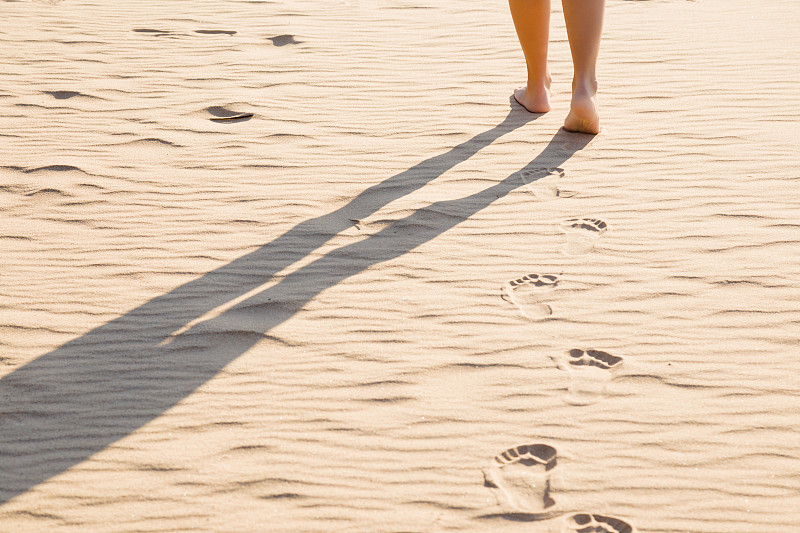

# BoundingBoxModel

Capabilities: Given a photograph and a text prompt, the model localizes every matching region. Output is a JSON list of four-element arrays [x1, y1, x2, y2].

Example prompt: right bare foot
[[513, 83, 552, 114], [564, 81, 600, 134]]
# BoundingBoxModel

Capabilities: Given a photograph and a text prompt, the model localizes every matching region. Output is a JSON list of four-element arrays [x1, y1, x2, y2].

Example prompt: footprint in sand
[[483, 444, 558, 516], [43, 90, 88, 100], [268, 34, 299, 46], [560, 217, 607, 255], [519, 167, 576, 201], [563, 513, 634, 533], [195, 29, 237, 35], [206, 106, 254, 123], [551, 349, 624, 405], [132, 28, 173, 37], [501, 274, 558, 320]]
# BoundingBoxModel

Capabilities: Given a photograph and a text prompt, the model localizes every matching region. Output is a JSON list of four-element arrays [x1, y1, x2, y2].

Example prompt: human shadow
[[0, 105, 591, 505]]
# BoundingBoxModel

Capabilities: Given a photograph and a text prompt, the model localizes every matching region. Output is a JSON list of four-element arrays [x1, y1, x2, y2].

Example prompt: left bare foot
[[513, 80, 552, 114]]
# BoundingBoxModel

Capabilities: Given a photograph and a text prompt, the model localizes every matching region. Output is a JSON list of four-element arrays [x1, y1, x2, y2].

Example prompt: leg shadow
[[0, 123, 590, 505]]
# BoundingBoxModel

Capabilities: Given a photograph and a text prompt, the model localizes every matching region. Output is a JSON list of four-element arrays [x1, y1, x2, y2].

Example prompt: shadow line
[[0, 103, 591, 505]]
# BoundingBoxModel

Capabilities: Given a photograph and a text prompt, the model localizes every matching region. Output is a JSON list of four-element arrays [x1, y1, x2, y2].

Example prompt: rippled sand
[[2, 0, 799, 531]]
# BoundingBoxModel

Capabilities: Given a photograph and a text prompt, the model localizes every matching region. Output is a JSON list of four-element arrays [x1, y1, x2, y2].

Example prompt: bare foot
[[563, 83, 600, 134], [513, 83, 551, 114]]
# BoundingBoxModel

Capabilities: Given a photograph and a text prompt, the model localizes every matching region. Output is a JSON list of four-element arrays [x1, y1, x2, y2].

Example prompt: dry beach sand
[[2, 0, 800, 531]]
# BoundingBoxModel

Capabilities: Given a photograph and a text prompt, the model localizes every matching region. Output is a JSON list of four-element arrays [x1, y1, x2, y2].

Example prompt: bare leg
[[562, 0, 604, 134], [509, 0, 552, 113]]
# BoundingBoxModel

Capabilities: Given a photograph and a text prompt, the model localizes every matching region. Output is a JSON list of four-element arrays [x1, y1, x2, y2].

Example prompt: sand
[[1, 0, 799, 531]]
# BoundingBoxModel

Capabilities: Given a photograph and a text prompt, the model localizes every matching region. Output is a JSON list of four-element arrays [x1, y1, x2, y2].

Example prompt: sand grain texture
[[1, 0, 799, 531]]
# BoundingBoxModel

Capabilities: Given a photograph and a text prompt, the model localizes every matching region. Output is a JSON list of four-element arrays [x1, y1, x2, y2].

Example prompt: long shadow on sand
[[0, 104, 591, 505]]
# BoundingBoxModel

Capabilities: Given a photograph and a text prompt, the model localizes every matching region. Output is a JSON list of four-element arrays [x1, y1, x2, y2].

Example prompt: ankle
[[572, 76, 598, 96], [527, 81, 552, 97], [527, 67, 552, 87]]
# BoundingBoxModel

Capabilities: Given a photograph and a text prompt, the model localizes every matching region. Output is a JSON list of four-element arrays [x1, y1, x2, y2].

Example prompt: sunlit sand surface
[[2, 0, 800, 531]]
